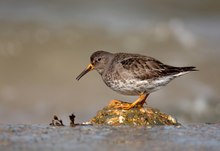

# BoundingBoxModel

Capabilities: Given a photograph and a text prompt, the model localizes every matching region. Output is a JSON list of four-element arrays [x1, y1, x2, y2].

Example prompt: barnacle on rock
[[89, 101, 180, 126]]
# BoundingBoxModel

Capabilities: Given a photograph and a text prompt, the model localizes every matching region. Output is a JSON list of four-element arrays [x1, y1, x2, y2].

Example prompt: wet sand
[[0, 123, 220, 151]]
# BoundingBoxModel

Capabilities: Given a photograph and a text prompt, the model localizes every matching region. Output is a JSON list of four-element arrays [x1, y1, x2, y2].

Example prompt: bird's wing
[[118, 56, 178, 80]]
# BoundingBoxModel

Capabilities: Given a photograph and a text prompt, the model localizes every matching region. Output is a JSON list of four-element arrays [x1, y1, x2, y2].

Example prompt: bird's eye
[[97, 58, 101, 61]]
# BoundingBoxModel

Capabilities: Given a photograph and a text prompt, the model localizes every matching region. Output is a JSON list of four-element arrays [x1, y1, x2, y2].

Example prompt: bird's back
[[102, 52, 196, 95]]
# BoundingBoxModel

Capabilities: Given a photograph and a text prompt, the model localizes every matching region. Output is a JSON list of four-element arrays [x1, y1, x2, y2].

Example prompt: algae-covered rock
[[89, 100, 180, 126]]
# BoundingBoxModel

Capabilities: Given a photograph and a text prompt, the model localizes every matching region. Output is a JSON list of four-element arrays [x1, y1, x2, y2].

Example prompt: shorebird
[[76, 51, 197, 110]]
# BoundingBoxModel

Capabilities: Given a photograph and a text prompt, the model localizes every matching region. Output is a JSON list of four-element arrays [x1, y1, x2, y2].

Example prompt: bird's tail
[[172, 66, 198, 77], [178, 66, 198, 72]]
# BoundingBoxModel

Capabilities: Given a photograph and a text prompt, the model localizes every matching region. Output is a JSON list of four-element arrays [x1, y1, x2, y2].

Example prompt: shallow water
[[0, 123, 220, 151], [0, 0, 220, 124]]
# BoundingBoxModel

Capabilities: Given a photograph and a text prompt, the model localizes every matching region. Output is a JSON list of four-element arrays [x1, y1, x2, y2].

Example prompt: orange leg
[[109, 94, 149, 110], [124, 93, 149, 109]]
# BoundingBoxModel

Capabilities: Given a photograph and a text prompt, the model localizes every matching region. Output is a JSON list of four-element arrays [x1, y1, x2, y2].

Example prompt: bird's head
[[76, 51, 113, 80]]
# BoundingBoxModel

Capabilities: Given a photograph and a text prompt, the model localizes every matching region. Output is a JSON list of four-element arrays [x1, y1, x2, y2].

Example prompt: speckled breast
[[102, 76, 156, 96]]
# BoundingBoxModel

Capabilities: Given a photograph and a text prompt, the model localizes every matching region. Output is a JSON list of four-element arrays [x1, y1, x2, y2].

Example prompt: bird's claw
[[108, 100, 138, 110]]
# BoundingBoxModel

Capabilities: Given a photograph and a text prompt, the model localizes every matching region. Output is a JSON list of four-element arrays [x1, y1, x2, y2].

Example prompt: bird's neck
[[98, 55, 114, 76]]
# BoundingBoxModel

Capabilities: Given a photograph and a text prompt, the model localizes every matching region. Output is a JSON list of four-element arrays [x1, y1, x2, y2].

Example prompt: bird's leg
[[121, 93, 149, 110], [108, 94, 149, 110], [139, 94, 149, 106], [108, 99, 132, 109], [109, 99, 122, 105]]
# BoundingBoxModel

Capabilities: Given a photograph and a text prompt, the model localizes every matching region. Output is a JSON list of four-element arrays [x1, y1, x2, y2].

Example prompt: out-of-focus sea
[[0, 0, 220, 124]]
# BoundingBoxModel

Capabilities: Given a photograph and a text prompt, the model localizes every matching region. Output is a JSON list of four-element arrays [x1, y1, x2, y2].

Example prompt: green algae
[[89, 101, 180, 126]]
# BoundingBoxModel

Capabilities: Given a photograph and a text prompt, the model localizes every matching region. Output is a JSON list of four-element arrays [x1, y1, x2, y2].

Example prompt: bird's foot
[[108, 100, 143, 110]]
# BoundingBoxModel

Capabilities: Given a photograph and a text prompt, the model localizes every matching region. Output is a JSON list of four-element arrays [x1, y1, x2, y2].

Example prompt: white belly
[[105, 76, 174, 96]]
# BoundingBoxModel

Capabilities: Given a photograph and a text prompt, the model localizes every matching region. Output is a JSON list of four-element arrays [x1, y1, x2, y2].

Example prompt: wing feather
[[118, 56, 193, 80]]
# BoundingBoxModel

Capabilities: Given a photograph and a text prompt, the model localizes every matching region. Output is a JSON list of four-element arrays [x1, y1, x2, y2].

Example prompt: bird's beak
[[76, 64, 94, 80]]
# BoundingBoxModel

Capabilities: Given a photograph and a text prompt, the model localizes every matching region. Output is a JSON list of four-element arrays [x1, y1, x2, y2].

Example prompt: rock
[[89, 100, 180, 126], [49, 115, 65, 126]]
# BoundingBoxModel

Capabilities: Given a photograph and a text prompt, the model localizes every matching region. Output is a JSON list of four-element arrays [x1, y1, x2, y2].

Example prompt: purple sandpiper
[[76, 51, 197, 110]]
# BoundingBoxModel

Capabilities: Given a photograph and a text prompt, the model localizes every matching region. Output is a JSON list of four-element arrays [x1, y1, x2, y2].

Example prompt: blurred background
[[0, 0, 219, 124]]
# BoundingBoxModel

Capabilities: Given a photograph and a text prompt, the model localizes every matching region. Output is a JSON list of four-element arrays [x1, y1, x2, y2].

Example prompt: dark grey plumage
[[76, 50, 197, 109]]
